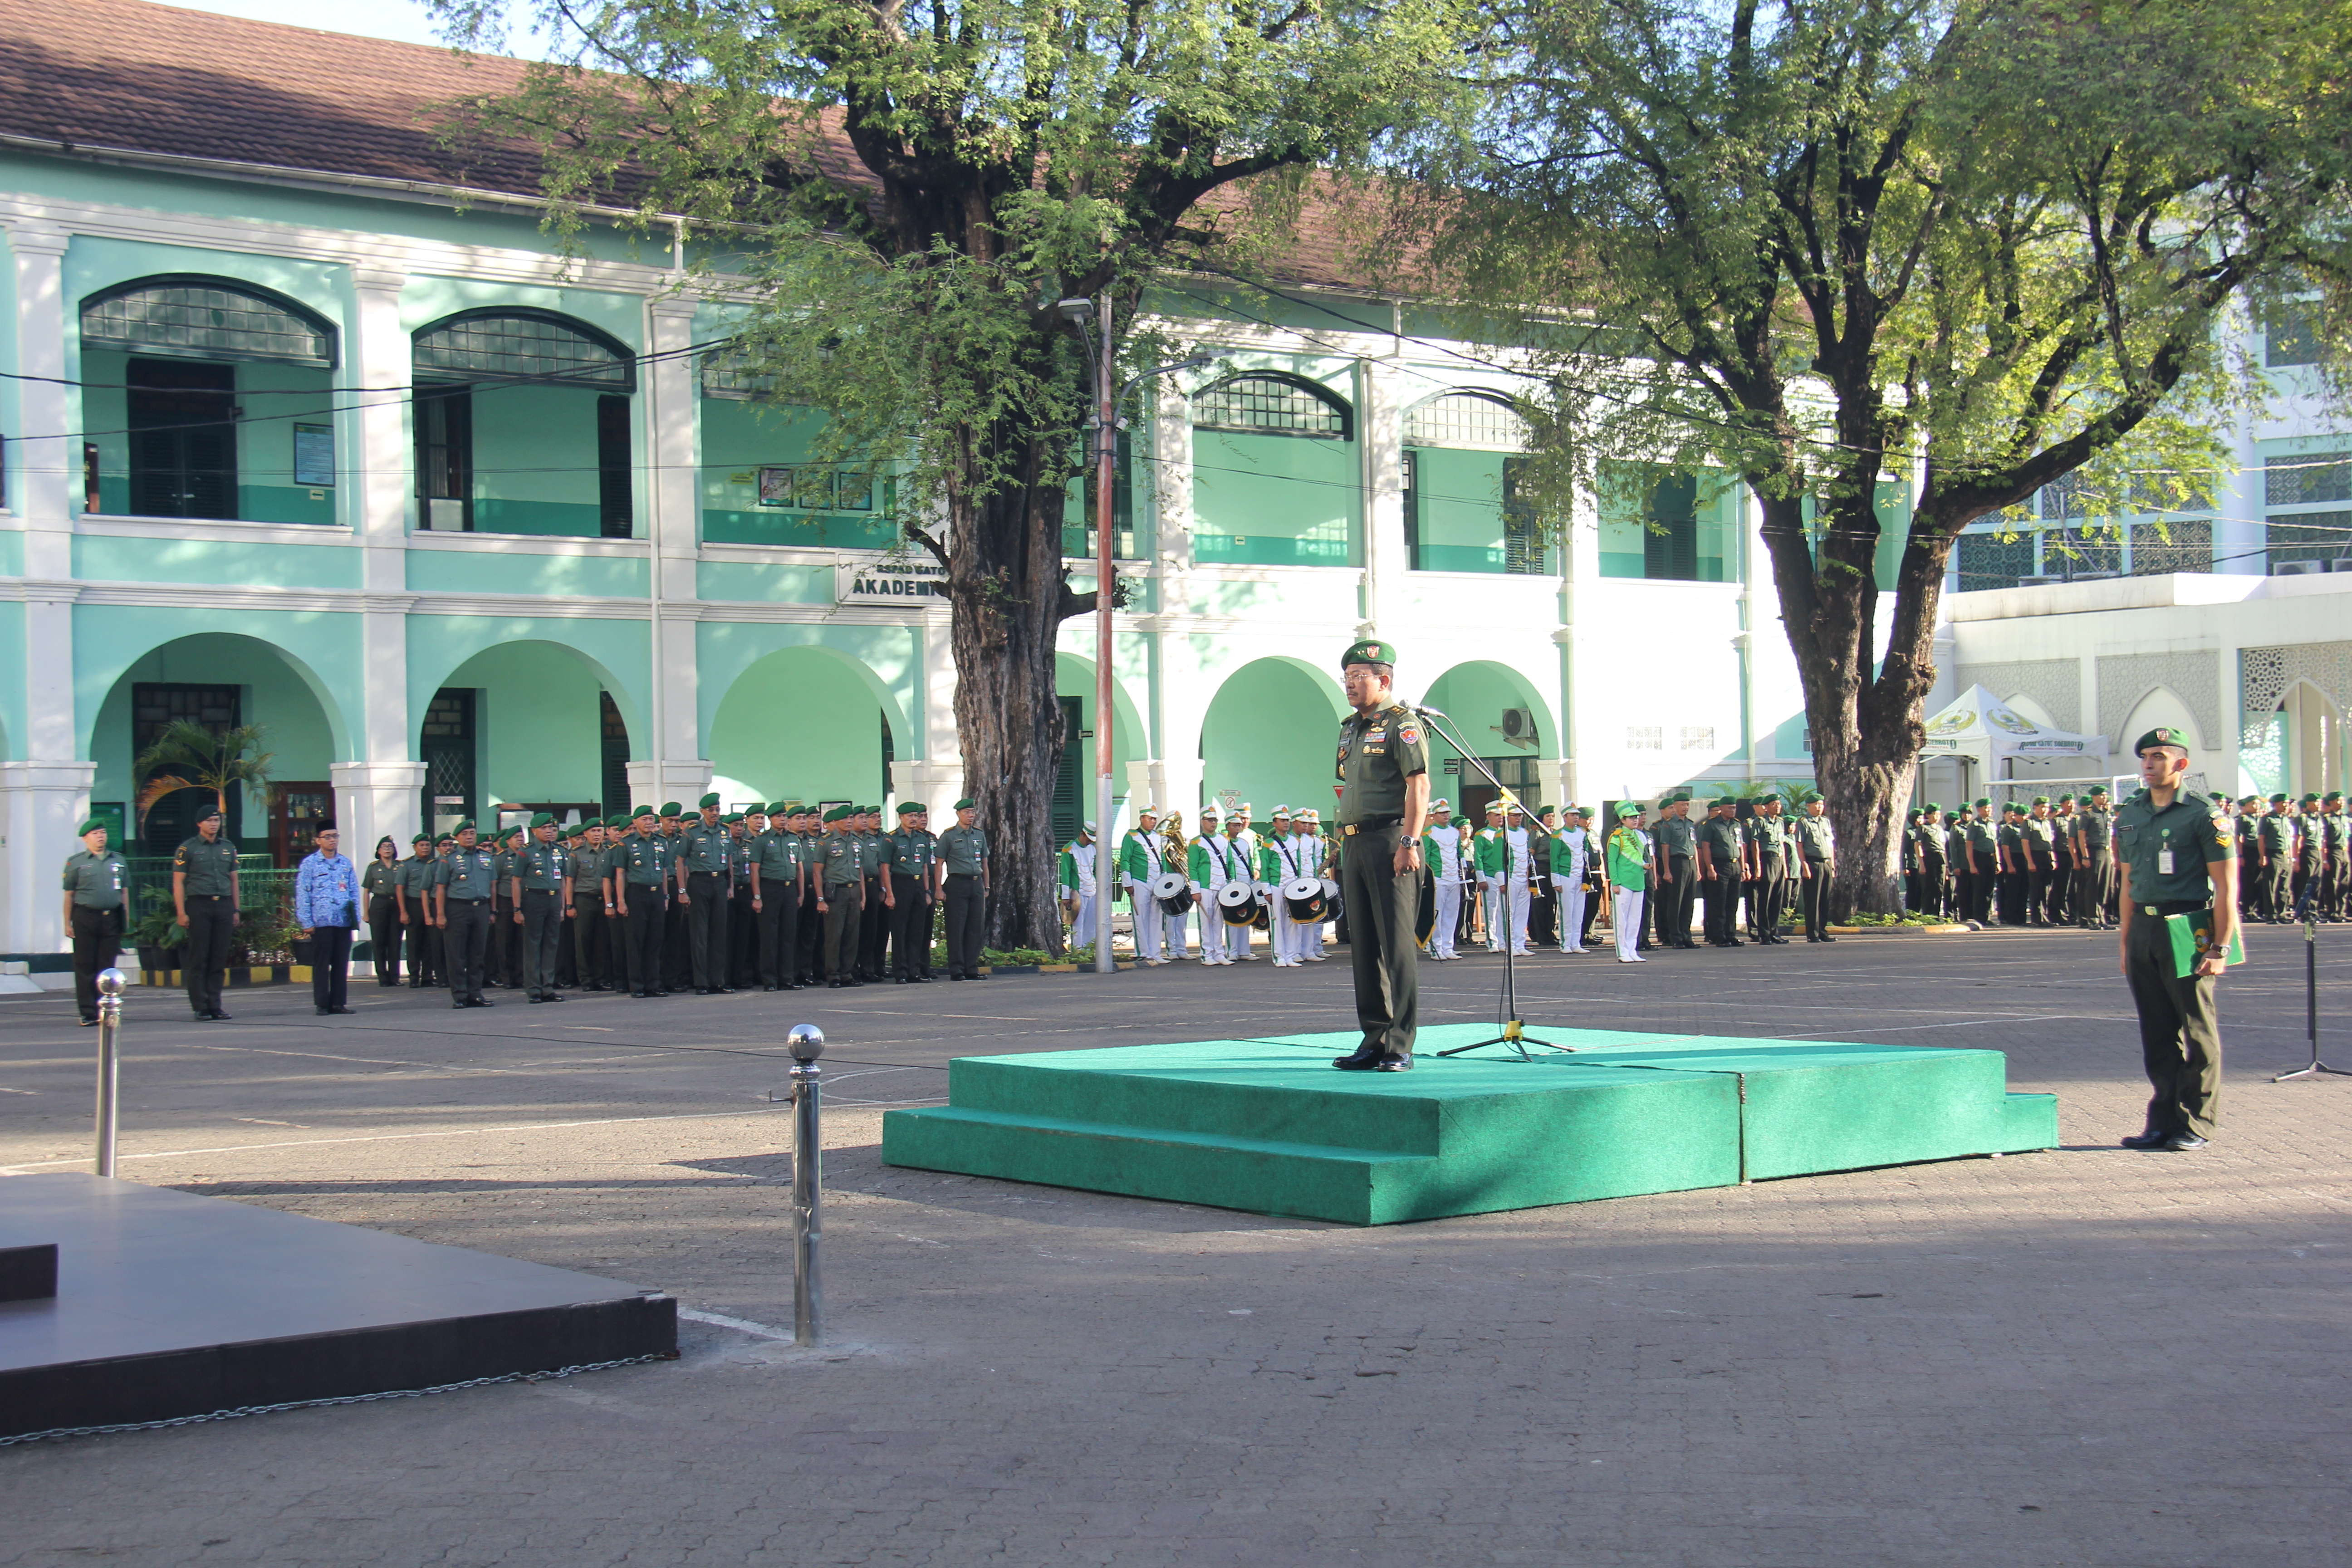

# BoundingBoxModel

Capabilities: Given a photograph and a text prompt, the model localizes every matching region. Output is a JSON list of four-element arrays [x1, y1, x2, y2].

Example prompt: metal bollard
[[785, 1023, 825, 1347], [94, 968, 125, 1177]]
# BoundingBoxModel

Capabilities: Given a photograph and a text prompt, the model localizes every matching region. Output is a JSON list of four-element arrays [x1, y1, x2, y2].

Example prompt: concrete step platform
[[882, 1025, 2058, 1225]]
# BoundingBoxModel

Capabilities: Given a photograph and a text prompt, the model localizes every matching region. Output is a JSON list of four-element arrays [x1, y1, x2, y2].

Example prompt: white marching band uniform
[[1268, 814, 1305, 966], [1122, 818, 1166, 963], [1426, 811, 1465, 959], [1059, 836, 1098, 947], [1297, 819, 1328, 960], [1189, 816, 1235, 965], [1552, 820, 1592, 954], [1481, 820, 1534, 956]]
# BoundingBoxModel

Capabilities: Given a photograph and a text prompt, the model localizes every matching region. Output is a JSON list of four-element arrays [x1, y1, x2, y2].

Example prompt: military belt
[[2140, 899, 2211, 917], [1342, 816, 1400, 836]]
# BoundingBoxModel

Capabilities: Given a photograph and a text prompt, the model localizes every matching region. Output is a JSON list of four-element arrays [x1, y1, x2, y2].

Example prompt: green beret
[[2302, 793, 2320, 806], [1615, 801, 1642, 819], [1921, 803, 1939, 814], [1759, 792, 1780, 805], [1973, 798, 1990, 808], [2328, 792, 2344, 804], [436, 834, 454, 845], [2241, 794, 2263, 806], [453, 818, 475, 833], [633, 805, 657, 820], [530, 812, 555, 828], [194, 803, 222, 821], [76, 816, 107, 836], [699, 792, 721, 808], [954, 797, 976, 810], [2134, 726, 2190, 755], [659, 802, 682, 817], [1339, 637, 1396, 669], [2031, 796, 2048, 807], [2271, 793, 2289, 804], [413, 833, 433, 843], [2087, 785, 2108, 797], [898, 801, 925, 814], [765, 801, 789, 816], [2056, 794, 2073, 804]]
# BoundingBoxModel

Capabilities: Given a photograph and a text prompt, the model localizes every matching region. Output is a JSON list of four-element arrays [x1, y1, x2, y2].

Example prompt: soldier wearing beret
[[2049, 795, 2078, 925], [434, 819, 501, 1008], [62, 816, 127, 1026], [2114, 727, 2237, 1152], [172, 802, 241, 1021], [675, 793, 735, 994], [1330, 638, 1429, 1071], [2072, 786, 2116, 930], [567, 819, 612, 990], [1793, 791, 1837, 942], [1652, 792, 1700, 950], [513, 812, 570, 1003], [2323, 791, 2348, 922], [604, 807, 674, 998], [2022, 797, 2058, 926], [939, 799, 990, 980], [888, 802, 941, 980], [397, 833, 443, 988], [2256, 793, 2294, 921]]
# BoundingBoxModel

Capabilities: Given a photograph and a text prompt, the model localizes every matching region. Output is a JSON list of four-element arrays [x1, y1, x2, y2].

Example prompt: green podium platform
[[880, 1025, 2058, 1226]]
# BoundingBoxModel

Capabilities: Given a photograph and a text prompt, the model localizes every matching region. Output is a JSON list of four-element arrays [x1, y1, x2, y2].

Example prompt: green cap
[[453, 818, 476, 833], [898, 801, 925, 815], [2272, 793, 2289, 804], [659, 802, 682, 818], [1973, 798, 1991, 808], [1615, 801, 1642, 819], [413, 833, 433, 843], [2134, 726, 2190, 755], [2327, 791, 2344, 804], [954, 797, 976, 810], [1759, 792, 1781, 805], [77, 817, 108, 836], [822, 805, 850, 823], [2057, 794, 2074, 804], [530, 812, 555, 828], [1921, 803, 1939, 814], [2302, 793, 2320, 806], [699, 792, 721, 808], [1339, 637, 1396, 669], [633, 805, 657, 820], [2241, 794, 2263, 807], [2087, 785, 2108, 797], [764, 801, 789, 816], [2031, 796, 2048, 807]]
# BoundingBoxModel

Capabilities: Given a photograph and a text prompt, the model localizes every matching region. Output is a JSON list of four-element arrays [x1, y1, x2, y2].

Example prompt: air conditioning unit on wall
[[1495, 707, 1539, 750]]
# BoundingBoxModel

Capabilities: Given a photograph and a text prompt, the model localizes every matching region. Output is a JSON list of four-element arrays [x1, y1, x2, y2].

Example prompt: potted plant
[[129, 892, 184, 974]]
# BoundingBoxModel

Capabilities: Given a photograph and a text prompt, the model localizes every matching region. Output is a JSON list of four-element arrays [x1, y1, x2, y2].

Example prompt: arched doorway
[[1053, 653, 1147, 844], [707, 646, 906, 810], [422, 641, 636, 836], [1198, 657, 1352, 818], [1417, 661, 1556, 819]]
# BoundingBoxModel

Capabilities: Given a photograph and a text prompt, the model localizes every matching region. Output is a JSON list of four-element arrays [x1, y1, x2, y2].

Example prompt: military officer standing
[[888, 802, 940, 980], [1750, 794, 1790, 944], [514, 813, 570, 1003], [1916, 804, 1948, 919], [172, 803, 241, 1022], [397, 833, 441, 987], [1330, 638, 1429, 1072], [435, 820, 500, 1008], [2323, 791, 2348, 921], [939, 799, 990, 980], [813, 807, 867, 987], [62, 817, 127, 1026], [1793, 791, 1838, 942], [2049, 796, 2077, 924], [2256, 794, 2293, 921], [1652, 792, 1699, 949], [750, 801, 804, 991], [2114, 727, 2237, 1152], [2073, 786, 2115, 929], [604, 807, 674, 998], [675, 794, 734, 994], [568, 820, 611, 990]]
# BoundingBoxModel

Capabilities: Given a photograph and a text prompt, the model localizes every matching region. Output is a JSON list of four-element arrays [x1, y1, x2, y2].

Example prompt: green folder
[[2166, 908, 2245, 978]]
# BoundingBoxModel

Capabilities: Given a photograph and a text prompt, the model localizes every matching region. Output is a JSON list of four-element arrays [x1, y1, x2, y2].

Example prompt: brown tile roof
[[0, 0, 1376, 289]]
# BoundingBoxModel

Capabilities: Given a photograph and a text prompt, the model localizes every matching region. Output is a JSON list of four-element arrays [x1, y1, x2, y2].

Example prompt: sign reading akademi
[[837, 552, 949, 604]]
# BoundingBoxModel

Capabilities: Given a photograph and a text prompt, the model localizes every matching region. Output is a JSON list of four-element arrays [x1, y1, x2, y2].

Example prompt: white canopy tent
[[1920, 684, 2110, 781]]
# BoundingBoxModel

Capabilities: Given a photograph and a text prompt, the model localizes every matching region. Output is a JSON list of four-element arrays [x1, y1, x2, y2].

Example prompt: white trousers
[[1270, 901, 1298, 962], [1126, 879, 1163, 960], [1189, 884, 1220, 960], [1224, 913, 1253, 960], [1166, 904, 1191, 957], [1613, 887, 1645, 960], [1485, 878, 1531, 951], [1066, 892, 1097, 948], [1556, 874, 1588, 951], [1431, 879, 1462, 956]]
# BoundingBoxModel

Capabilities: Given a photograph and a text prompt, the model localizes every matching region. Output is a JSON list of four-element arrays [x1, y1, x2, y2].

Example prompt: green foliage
[[131, 720, 274, 830]]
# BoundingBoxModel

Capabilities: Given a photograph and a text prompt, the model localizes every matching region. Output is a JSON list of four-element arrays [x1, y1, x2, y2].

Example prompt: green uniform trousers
[[2124, 910, 2224, 1139], [823, 880, 864, 979], [1340, 821, 1418, 1058]]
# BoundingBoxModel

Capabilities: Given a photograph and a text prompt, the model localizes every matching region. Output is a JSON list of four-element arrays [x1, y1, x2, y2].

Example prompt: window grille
[[1404, 392, 1526, 451], [2129, 518, 2213, 574], [2265, 451, 2351, 508], [1680, 726, 1715, 751], [701, 349, 777, 400], [2267, 511, 2352, 570], [1192, 374, 1350, 439], [1626, 726, 1663, 751], [1956, 530, 2035, 591], [82, 279, 335, 367], [413, 312, 633, 390], [2265, 307, 2320, 368]]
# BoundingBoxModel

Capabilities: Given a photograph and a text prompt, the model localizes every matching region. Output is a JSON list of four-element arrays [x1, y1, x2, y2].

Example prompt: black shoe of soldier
[[1373, 1053, 1414, 1071], [2120, 1129, 2170, 1150], [2162, 1132, 2210, 1152], [1333, 1049, 1382, 1071]]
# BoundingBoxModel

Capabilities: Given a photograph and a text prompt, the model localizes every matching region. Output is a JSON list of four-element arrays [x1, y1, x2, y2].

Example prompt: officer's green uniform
[[605, 818, 674, 996], [174, 821, 241, 1019], [1333, 639, 1428, 1067], [1793, 804, 1836, 941], [856, 814, 892, 977], [397, 841, 442, 986], [567, 835, 612, 989], [679, 797, 735, 992], [887, 806, 940, 980], [518, 820, 570, 1001], [2258, 800, 2294, 921], [2115, 728, 2236, 1144], [818, 809, 868, 985], [62, 824, 127, 1023], [751, 804, 807, 990], [1698, 804, 1744, 946], [939, 811, 990, 979], [488, 833, 525, 988], [2073, 793, 2115, 929], [435, 831, 501, 1004]]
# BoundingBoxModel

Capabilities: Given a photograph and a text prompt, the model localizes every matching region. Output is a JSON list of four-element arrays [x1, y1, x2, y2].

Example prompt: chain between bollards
[[784, 1023, 825, 1347], [94, 967, 125, 1177]]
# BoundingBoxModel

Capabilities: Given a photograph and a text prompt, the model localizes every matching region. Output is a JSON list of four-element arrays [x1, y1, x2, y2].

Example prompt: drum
[[1320, 876, 1340, 902], [1216, 880, 1259, 927], [1282, 876, 1328, 923], [1150, 871, 1192, 915]]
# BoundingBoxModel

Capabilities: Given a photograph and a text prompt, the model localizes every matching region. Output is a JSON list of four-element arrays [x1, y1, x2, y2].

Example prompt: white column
[[4, 230, 85, 965], [347, 265, 421, 850], [330, 761, 428, 864], [644, 297, 706, 781], [623, 759, 715, 808], [1357, 358, 1406, 637], [910, 605, 965, 810]]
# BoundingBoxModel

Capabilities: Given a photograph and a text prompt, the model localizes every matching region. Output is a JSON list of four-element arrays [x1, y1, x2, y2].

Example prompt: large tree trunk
[[947, 430, 1081, 956]]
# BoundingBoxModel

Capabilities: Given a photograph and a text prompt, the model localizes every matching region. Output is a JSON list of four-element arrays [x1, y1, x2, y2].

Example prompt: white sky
[[142, 0, 554, 58]]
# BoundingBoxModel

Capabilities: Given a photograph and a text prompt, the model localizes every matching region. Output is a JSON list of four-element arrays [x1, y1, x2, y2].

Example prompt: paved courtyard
[[2, 927, 2349, 1566]]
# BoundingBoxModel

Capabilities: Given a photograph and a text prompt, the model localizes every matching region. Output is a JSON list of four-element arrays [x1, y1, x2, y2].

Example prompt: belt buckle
[[2142, 904, 2158, 916], [1343, 823, 1358, 837]]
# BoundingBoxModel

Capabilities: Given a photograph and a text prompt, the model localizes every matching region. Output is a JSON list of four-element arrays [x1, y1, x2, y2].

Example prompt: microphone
[[1412, 704, 1450, 721]]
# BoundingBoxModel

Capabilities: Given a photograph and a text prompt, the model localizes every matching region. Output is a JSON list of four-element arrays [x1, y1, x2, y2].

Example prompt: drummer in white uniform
[[1187, 804, 1234, 966], [1296, 808, 1333, 960], [1423, 799, 1465, 960], [1120, 805, 1167, 963], [1220, 806, 1259, 962], [1263, 806, 1300, 966], [1058, 823, 1098, 949]]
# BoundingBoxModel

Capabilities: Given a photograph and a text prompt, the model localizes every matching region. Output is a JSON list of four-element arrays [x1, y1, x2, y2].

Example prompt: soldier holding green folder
[[2113, 726, 2239, 1153]]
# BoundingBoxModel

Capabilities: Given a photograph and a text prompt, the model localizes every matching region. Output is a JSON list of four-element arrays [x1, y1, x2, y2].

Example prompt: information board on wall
[[836, 552, 949, 605]]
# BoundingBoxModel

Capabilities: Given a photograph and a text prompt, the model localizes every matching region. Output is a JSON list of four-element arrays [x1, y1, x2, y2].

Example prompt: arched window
[[1405, 390, 1526, 451], [81, 276, 336, 367], [1192, 373, 1352, 440], [412, 310, 635, 391]]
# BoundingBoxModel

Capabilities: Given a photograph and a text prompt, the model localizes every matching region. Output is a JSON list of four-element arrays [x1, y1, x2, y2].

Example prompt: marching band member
[[1187, 804, 1233, 965], [1501, 801, 1534, 956], [1221, 808, 1259, 961], [1263, 805, 1300, 965], [1475, 801, 1508, 951], [1551, 804, 1592, 954], [1058, 822, 1098, 951], [1161, 809, 1194, 958], [1296, 808, 1331, 960], [1422, 800, 1465, 960], [1121, 805, 1168, 963]]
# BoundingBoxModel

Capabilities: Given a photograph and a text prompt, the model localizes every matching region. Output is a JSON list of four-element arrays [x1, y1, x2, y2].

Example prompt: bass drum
[[1282, 876, 1328, 923], [1149, 870, 1193, 915], [1216, 880, 1260, 927]]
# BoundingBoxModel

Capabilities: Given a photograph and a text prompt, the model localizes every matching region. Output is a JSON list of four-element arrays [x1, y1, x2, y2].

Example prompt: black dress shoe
[[473, 997, 494, 1007], [453, 1000, 471, 1009], [2162, 1132, 2210, 1152], [80, 1017, 99, 1027], [544, 992, 565, 1002], [1818, 934, 1836, 942], [2120, 1129, 2170, 1149], [329, 1006, 356, 1015], [1333, 1050, 1382, 1071], [212, 1009, 233, 1021], [1373, 1053, 1414, 1072], [950, 973, 965, 981]]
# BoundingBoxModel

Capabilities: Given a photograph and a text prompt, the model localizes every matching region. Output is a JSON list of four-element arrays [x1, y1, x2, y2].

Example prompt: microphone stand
[[2275, 884, 2349, 1083], [1408, 706, 1573, 1062]]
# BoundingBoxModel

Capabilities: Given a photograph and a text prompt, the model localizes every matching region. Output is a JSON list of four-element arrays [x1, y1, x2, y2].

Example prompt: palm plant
[[132, 720, 274, 831]]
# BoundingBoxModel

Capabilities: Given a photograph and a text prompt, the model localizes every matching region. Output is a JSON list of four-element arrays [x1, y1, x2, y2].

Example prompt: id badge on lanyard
[[2157, 828, 2174, 878]]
